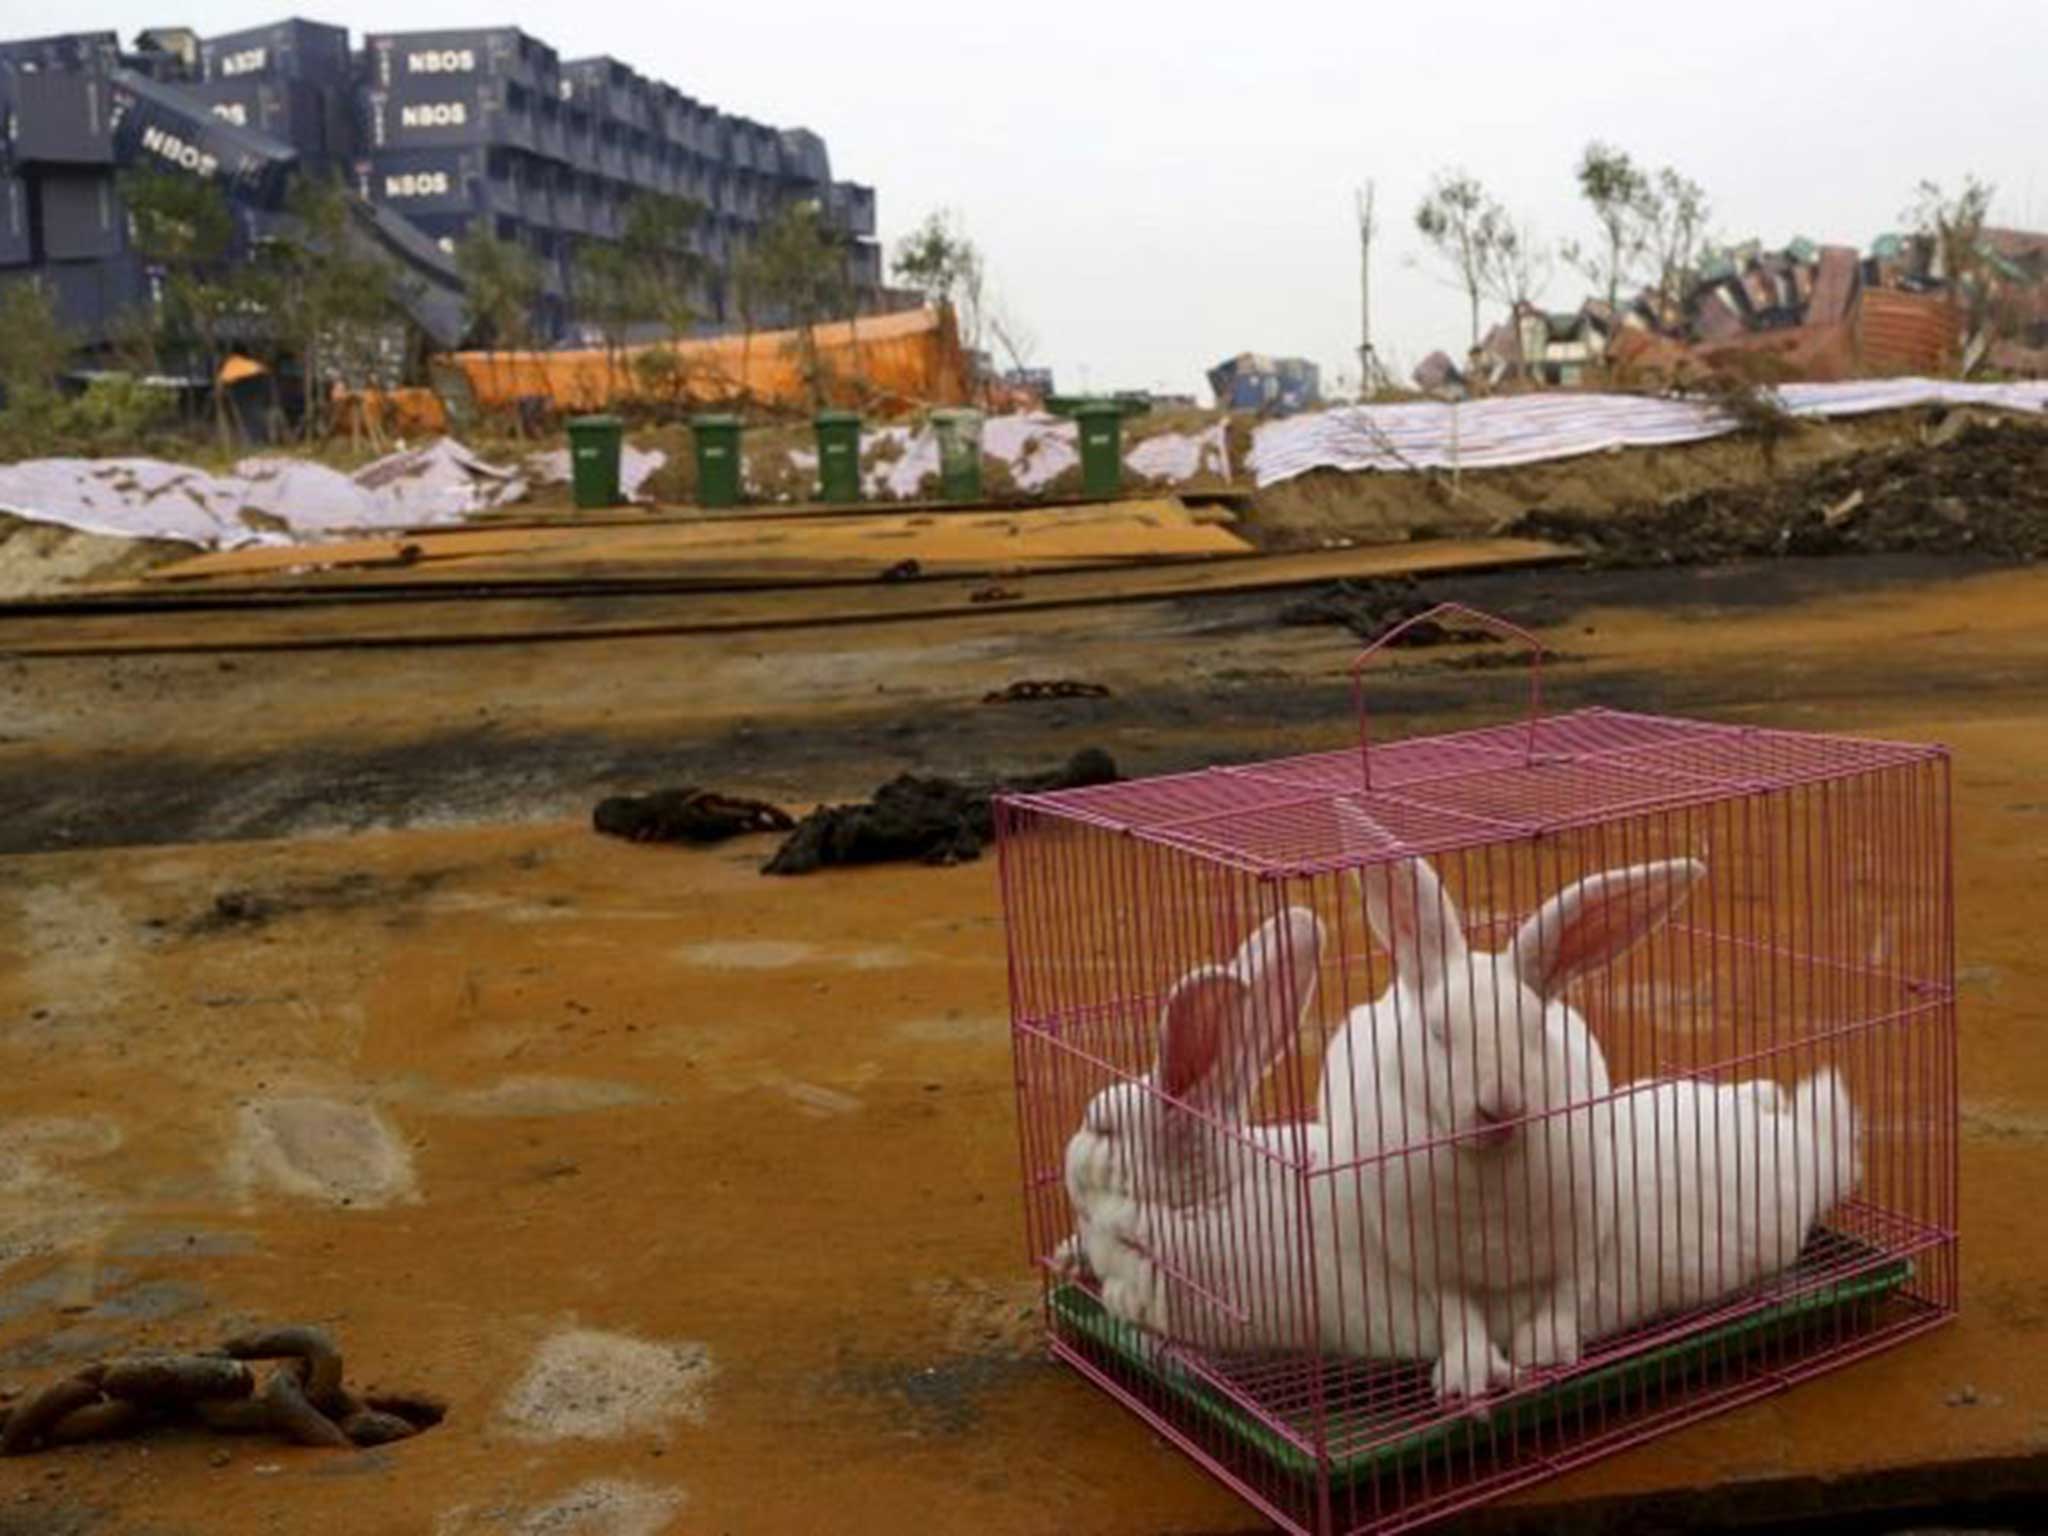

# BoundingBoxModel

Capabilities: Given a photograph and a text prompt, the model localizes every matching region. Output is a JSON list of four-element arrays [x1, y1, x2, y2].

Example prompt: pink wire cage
[[993, 605, 1957, 1536]]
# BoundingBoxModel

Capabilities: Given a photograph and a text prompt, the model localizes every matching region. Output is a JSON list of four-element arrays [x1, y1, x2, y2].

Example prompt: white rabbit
[[1581, 1067, 1864, 1339], [1055, 908, 1456, 1372], [1056, 852, 1706, 1409], [1320, 852, 1709, 1400]]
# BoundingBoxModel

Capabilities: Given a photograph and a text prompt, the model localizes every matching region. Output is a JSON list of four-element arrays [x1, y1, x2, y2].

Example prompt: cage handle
[[1349, 603, 1545, 789]]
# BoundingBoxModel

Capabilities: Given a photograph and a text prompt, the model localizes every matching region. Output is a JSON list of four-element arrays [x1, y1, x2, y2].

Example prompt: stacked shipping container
[[350, 32, 880, 328], [0, 15, 885, 342]]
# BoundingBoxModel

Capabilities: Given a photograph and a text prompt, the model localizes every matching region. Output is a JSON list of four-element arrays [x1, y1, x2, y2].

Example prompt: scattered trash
[[187, 870, 457, 936], [981, 680, 1113, 704], [0, 1325, 443, 1456], [1277, 577, 1502, 644], [763, 749, 1119, 876], [969, 585, 1023, 604], [1821, 489, 1865, 528], [1945, 1383, 1980, 1408], [879, 559, 923, 582], [593, 788, 796, 845]]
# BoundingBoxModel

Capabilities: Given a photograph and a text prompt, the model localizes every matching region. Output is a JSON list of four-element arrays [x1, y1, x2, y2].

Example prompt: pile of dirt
[[1242, 409, 1934, 551], [1277, 576, 1502, 644], [763, 749, 1119, 875], [1514, 416, 2048, 566], [0, 516, 197, 599]]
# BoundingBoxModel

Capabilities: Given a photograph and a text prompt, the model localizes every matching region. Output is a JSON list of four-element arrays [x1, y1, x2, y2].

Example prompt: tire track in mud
[[0, 555, 2026, 858]]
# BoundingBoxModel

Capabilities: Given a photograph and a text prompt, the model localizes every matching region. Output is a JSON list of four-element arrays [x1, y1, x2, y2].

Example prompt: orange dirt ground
[[1, 558, 2045, 1534]]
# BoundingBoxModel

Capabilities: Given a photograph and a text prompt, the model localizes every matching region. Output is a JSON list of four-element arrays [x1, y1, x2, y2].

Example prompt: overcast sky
[[87, 0, 2048, 398]]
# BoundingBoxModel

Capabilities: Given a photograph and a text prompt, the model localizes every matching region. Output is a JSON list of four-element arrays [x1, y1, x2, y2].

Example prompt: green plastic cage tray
[[1050, 1236, 1913, 1484]]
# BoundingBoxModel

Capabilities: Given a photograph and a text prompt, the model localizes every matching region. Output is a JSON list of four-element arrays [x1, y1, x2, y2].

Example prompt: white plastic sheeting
[[984, 416, 1078, 492], [1248, 378, 2048, 488], [0, 418, 1240, 546], [832, 417, 1228, 500], [1128, 421, 1230, 483], [0, 439, 528, 549], [525, 445, 669, 502]]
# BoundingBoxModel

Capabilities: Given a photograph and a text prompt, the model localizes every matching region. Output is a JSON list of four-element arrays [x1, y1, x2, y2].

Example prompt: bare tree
[[1356, 181, 1387, 393], [891, 209, 985, 351], [259, 175, 412, 441], [122, 169, 244, 446], [1415, 169, 1510, 349], [1908, 175, 1997, 337], [1479, 211, 1554, 314], [744, 201, 855, 410], [892, 208, 996, 404], [984, 297, 1038, 378], [1562, 142, 1653, 315], [455, 225, 546, 434], [1645, 167, 1712, 317]]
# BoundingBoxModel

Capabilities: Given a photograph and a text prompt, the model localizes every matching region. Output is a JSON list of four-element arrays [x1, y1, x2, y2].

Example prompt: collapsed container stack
[[350, 29, 880, 330], [183, 17, 355, 178], [0, 15, 889, 346], [1, 35, 128, 337]]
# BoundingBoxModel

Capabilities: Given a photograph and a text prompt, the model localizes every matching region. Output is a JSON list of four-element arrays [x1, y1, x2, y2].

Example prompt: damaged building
[[1430, 225, 2048, 392]]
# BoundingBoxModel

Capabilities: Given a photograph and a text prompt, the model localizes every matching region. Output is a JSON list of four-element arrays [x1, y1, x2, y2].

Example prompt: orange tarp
[[445, 306, 970, 417], [332, 386, 452, 438]]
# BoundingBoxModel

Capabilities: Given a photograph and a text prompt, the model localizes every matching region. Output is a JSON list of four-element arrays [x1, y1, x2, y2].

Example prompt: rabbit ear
[[1156, 908, 1322, 1121], [1156, 968, 1248, 1109], [1360, 856, 1467, 993], [1512, 858, 1707, 997]]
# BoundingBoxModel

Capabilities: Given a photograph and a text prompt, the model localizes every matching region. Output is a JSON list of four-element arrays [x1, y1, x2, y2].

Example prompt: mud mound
[[1243, 409, 1920, 550], [592, 788, 793, 844], [1277, 576, 1503, 644], [763, 748, 1118, 875], [1514, 418, 2048, 566], [0, 516, 196, 599]]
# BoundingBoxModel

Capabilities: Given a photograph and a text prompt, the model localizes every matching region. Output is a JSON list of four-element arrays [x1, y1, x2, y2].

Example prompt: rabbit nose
[[1473, 1101, 1519, 1145]]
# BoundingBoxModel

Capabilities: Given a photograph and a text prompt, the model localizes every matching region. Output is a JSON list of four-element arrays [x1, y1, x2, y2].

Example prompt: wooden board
[[136, 498, 1251, 591], [0, 538, 1576, 657]]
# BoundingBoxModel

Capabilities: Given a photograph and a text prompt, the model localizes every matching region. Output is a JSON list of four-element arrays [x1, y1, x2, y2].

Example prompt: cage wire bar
[[994, 606, 1956, 1536]]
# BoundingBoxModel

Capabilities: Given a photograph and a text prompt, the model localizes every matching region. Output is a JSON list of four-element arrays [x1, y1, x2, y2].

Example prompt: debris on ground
[[880, 559, 923, 582], [1276, 576, 1502, 643], [763, 749, 1119, 875], [980, 680, 1113, 704], [0, 1325, 444, 1456], [1512, 417, 2048, 566], [593, 788, 795, 845], [185, 869, 457, 935]]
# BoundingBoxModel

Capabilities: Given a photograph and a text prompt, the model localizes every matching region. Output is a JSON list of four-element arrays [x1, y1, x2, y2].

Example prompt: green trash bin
[[566, 414, 624, 509], [814, 410, 863, 503], [691, 414, 743, 509], [930, 408, 985, 501], [1072, 399, 1126, 500]]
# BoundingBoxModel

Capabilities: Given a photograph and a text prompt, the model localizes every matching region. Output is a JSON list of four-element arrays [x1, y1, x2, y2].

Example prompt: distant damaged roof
[[1411, 350, 1463, 391], [1983, 226, 2048, 264]]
